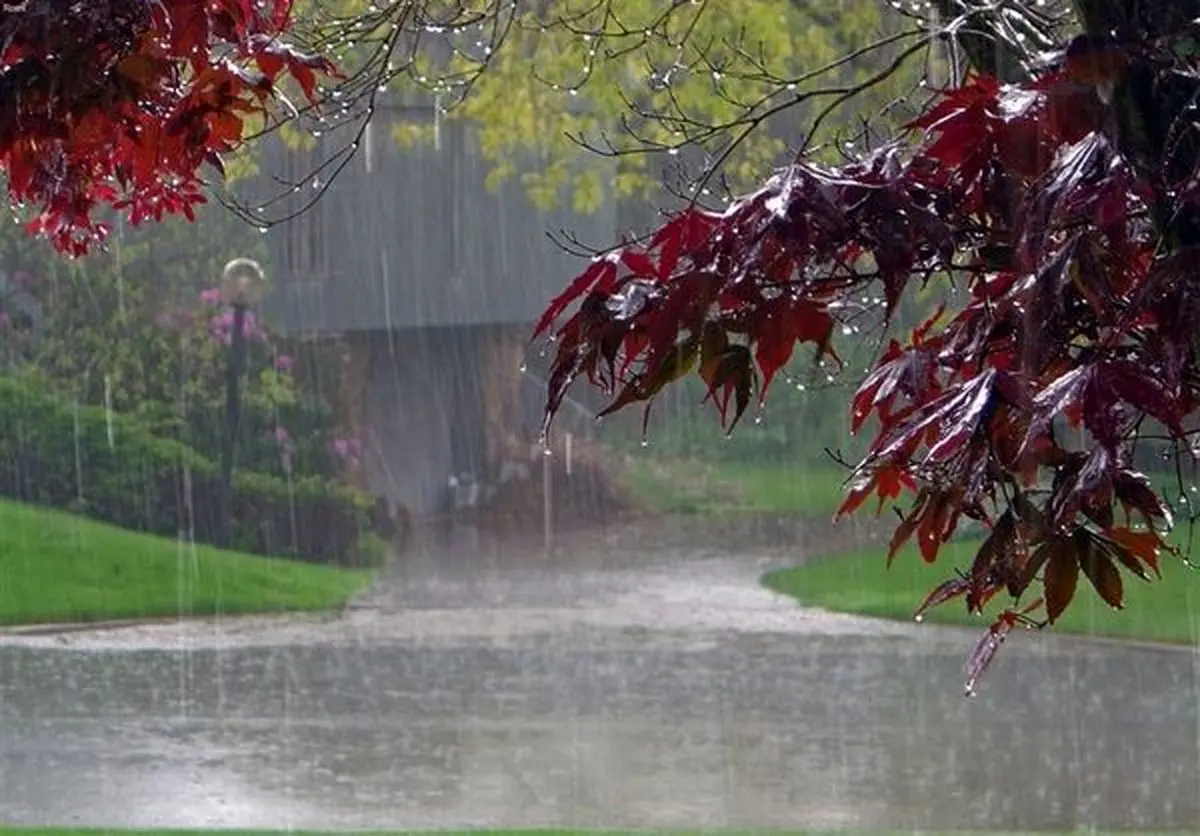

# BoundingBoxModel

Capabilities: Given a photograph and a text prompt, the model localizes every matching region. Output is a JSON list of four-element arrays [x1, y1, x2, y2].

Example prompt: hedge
[[0, 374, 376, 565]]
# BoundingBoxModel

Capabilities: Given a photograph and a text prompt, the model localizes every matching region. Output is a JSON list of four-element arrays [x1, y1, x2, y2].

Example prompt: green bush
[[346, 532, 394, 569], [0, 373, 374, 564]]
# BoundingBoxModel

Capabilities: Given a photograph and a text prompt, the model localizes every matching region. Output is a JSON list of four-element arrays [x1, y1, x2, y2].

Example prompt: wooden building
[[247, 100, 620, 516]]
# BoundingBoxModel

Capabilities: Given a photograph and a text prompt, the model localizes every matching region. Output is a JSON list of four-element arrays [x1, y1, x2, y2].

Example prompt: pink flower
[[331, 436, 363, 461], [199, 287, 223, 306], [207, 309, 261, 345], [207, 311, 233, 345], [275, 354, 294, 372]]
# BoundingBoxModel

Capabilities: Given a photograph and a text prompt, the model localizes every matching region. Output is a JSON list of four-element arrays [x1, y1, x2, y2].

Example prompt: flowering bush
[[163, 285, 344, 481], [0, 372, 374, 564], [23, 252, 349, 485]]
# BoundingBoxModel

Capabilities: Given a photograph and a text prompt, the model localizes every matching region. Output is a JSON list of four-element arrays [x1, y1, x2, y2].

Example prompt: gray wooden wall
[[249, 105, 620, 333]]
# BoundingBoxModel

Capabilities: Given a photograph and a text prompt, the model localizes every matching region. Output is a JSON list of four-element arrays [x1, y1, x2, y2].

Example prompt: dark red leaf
[[851, 340, 938, 434], [913, 575, 970, 622], [915, 490, 961, 564], [966, 513, 1015, 612], [1107, 526, 1165, 579], [1103, 358, 1184, 436], [1113, 470, 1175, 530], [872, 465, 918, 512], [1043, 539, 1080, 624], [963, 616, 1015, 697], [885, 504, 921, 565], [836, 464, 917, 520], [871, 370, 998, 468], [533, 258, 617, 338], [1010, 537, 1052, 598], [621, 249, 659, 279], [1023, 365, 1096, 453], [595, 339, 699, 420], [699, 344, 756, 431], [753, 298, 836, 398], [964, 598, 1044, 697], [1077, 530, 1124, 609]]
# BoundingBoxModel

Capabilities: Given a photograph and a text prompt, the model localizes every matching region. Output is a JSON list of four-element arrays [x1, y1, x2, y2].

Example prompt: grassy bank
[[0, 499, 374, 626], [620, 456, 850, 516], [763, 533, 1200, 645]]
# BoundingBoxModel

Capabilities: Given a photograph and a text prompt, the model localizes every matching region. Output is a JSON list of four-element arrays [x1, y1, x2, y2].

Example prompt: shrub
[[0, 373, 374, 564], [346, 533, 394, 569], [26, 259, 348, 485]]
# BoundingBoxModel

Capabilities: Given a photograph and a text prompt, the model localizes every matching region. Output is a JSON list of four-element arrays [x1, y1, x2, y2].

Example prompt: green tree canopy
[[270, 0, 927, 219]]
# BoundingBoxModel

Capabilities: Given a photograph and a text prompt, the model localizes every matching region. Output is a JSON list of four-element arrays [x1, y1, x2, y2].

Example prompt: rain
[[1, 1, 1199, 835]]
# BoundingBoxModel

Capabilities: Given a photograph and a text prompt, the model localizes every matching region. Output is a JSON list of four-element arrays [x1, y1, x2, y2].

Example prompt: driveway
[[1, 521, 1197, 831]]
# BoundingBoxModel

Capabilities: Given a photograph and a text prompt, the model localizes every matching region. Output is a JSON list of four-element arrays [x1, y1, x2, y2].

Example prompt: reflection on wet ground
[[1, 523, 1198, 831]]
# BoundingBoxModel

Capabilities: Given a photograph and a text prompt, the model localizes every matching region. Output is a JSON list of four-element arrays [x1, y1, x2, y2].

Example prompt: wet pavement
[[1, 523, 1199, 831]]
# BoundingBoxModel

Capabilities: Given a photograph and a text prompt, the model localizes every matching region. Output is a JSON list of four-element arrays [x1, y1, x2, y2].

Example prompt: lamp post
[[217, 257, 267, 548]]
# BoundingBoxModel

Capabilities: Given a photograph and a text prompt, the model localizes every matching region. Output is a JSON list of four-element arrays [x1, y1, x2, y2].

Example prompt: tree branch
[[929, 0, 1029, 82]]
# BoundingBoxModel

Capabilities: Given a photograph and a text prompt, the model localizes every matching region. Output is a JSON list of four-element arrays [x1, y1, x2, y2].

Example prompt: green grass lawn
[[0, 499, 374, 626], [619, 456, 851, 517], [763, 531, 1200, 645]]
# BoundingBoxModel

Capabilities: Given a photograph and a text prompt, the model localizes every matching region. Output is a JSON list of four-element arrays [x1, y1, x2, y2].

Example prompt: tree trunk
[[1070, 1, 1200, 242], [1071, 1, 1200, 38]]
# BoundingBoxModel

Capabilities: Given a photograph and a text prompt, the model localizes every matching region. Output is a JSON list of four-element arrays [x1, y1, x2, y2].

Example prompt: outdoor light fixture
[[217, 256, 267, 548], [220, 257, 267, 307]]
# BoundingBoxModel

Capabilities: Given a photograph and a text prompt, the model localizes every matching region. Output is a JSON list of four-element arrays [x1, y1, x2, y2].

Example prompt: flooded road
[[2, 526, 1198, 831]]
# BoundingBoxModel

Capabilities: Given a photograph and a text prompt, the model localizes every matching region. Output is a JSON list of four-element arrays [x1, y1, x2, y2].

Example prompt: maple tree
[[536, 1, 1200, 693], [0, 0, 335, 255]]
